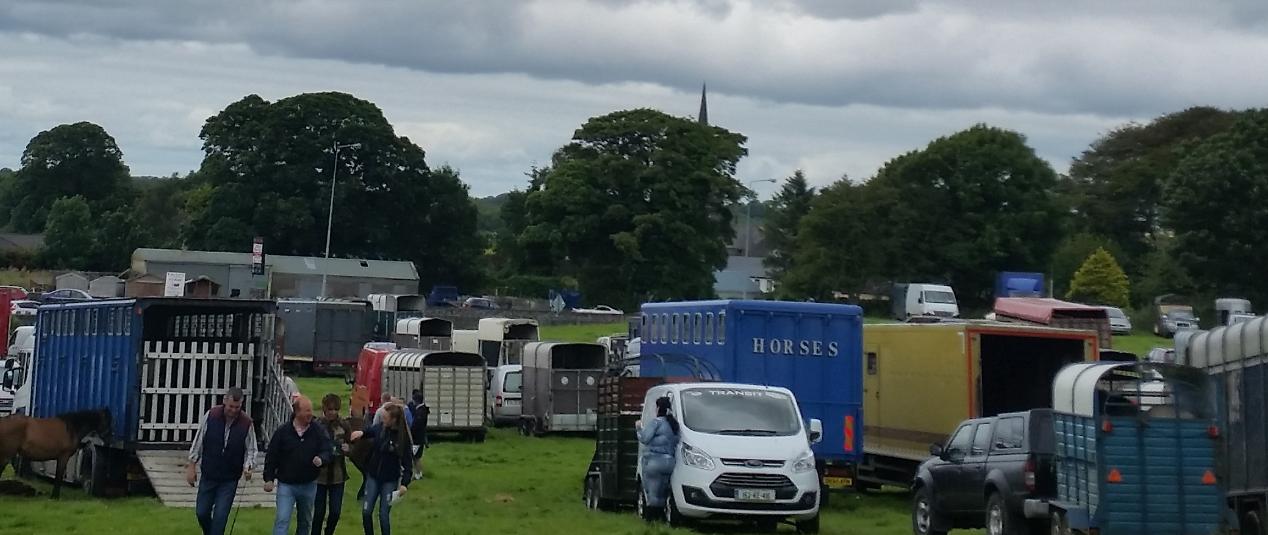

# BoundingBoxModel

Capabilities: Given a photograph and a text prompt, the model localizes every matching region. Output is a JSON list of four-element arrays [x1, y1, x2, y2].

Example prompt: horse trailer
[[520, 342, 606, 435], [17, 298, 290, 506], [379, 349, 487, 441], [477, 318, 539, 367], [368, 293, 425, 342], [276, 299, 373, 376], [392, 317, 452, 350]]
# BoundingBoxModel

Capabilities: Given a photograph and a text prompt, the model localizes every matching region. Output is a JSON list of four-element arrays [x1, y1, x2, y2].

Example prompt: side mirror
[[1, 368, 14, 390], [808, 418, 823, 444], [929, 442, 943, 457]]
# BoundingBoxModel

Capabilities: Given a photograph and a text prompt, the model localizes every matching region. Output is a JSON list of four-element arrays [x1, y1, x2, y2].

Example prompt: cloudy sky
[[2, 0, 1266, 197]]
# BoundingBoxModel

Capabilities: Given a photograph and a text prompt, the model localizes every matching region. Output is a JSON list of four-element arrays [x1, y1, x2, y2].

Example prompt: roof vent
[[360, 260, 369, 268]]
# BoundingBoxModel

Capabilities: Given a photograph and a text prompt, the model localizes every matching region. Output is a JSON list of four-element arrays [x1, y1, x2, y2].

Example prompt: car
[[462, 297, 497, 310], [10, 300, 38, 316], [35, 288, 93, 304], [912, 409, 1055, 535], [571, 305, 624, 315], [0, 286, 28, 301], [1102, 306, 1133, 335]]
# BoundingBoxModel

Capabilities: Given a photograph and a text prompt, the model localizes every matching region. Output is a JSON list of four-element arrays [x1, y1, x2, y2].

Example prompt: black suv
[[911, 409, 1056, 535]]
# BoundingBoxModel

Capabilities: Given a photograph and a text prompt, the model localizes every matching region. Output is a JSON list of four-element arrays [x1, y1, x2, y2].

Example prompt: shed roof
[[133, 248, 418, 281]]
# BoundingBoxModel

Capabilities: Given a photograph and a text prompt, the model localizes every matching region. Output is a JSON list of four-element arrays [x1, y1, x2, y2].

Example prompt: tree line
[[0, 93, 1261, 313]]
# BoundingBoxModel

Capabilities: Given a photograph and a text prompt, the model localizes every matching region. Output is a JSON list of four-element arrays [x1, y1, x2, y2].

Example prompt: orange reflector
[[1107, 468, 1123, 483], [1101, 419, 1113, 433], [1202, 470, 1217, 485], [843, 415, 856, 453]]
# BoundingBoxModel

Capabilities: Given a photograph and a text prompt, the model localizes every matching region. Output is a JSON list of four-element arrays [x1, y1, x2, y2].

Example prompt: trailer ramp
[[138, 450, 276, 508]]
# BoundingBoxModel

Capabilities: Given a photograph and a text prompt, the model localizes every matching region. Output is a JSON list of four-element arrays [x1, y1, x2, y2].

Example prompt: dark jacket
[[408, 402, 430, 446], [264, 420, 333, 485], [316, 416, 351, 486], [362, 422, 412, 488], [200, 407, 254, 481]]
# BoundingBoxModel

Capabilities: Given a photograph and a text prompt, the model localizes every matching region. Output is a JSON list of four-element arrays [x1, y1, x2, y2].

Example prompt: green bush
[[1067, 247, 1131, 307]]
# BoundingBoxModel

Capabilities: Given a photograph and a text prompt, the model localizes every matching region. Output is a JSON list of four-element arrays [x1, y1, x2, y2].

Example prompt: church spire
[[698, 83, 709, 125]]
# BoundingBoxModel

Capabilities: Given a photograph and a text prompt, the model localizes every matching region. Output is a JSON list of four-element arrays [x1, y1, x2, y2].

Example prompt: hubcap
[[915, 498, 932, 532], [988, 505, 1003, 535]]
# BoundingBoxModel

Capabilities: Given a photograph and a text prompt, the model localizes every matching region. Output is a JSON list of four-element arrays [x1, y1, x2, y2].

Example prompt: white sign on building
[[164, 272, 187, 297]]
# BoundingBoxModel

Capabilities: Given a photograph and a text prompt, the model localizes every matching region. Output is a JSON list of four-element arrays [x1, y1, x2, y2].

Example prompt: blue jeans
[[274, 481, 318, 535], [196, 478, 240, 535], [311, 483, 345, 535], [642, 453, 675, 508], [362, 477, 395, 535]]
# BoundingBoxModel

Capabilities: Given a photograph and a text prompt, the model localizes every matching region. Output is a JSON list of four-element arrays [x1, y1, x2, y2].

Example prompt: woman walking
[[637, 396, 680, 519], [351, 403, 413, 535], [312, 394, 351, 535]]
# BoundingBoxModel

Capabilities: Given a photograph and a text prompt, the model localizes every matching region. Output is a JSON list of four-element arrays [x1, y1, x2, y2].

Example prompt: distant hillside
[[474, 193, 513, 234]]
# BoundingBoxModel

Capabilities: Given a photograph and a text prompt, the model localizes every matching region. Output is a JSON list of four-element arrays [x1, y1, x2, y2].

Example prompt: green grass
[[0, 377, 922, 535], [541, 322, 628, 343], [1112, 331, 1168, 357]]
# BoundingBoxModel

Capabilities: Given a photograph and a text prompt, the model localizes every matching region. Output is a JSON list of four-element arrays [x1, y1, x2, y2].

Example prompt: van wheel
[[795, 514, 821, 534], [912, 486, 947, 535], [665, 492, 690, 528], [518, 420, 531, 437], [1243, 511, 1264, 535], [986, 492, 1023, 535]]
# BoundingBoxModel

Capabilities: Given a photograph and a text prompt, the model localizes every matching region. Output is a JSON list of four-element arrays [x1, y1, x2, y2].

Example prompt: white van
[[895, 283, 960, 319], [487, 364, 523, 426], [638, 382, 821, 530], [2, 326, 37, 417]]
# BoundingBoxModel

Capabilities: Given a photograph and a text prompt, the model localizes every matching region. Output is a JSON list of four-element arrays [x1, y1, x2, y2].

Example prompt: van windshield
[[923, 291, 957, 304], [504, 371, 522, 393], [680, 388, 801, 436]]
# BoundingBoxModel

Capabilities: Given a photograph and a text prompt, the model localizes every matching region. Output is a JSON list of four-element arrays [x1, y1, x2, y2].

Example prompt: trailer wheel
[[475, 430, 487, 443], [1243, 511, 1264, 535], [80, 445, 108, 497], [518, 419, 531, 437], [1050, 511, 1068, 535], [584, 475, 599, 511], [795, 513, 821, 534]]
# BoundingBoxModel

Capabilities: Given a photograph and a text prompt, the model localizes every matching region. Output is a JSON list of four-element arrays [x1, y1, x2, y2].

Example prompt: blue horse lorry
[[12, 298, 291, 496], [637, 300, 864, 495]]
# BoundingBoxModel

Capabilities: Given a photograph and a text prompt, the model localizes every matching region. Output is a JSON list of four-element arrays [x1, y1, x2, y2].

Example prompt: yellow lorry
[[859, 321, 1099, 487]]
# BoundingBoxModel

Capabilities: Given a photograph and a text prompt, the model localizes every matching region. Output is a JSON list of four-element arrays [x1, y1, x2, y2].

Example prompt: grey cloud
[[2, 0, 1267, 118]]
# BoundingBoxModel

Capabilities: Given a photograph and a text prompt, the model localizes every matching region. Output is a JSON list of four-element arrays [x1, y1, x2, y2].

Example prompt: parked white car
[[572, 305, 624, 315], [1103, 306, 1133, 335]]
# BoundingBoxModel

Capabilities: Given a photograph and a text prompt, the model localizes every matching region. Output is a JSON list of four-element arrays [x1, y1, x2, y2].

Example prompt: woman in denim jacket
[[637, 396, 680, 515]]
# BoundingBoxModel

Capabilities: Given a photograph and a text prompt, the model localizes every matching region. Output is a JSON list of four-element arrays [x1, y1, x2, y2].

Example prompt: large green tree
[[184, 92, 482, 290], [519, 109, 747, 307], [1063, 107, 1238, 265], [7, 122, 131, 231], [762, 170, 816, 284], [781, 180, 891, 300], [1163, 109, 1268, 304], [41, 196, 94, 268]]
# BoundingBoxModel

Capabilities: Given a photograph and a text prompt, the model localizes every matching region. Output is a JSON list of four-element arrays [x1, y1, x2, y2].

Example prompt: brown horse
[[0, 409, 113, 498]]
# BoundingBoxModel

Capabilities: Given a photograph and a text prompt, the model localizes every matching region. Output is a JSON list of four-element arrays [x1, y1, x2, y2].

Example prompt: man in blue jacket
[[187, 388, 258, 535], [264, 395, 333, 535]]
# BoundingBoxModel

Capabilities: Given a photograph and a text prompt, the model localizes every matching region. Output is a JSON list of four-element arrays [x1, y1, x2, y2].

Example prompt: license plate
[[506, 399, 520, 406], [824, 476, 853, 489], [735, 488, 776, 502]]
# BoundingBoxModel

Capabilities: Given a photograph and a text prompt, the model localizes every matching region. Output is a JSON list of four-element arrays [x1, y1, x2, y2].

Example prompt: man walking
[[407, 390, 430, 479], [264, 395, 332, 535], [188, 387, 257, 535]]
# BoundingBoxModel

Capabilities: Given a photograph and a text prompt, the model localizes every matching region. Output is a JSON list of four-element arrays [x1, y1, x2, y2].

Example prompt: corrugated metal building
[[130, 248, 418, 299]]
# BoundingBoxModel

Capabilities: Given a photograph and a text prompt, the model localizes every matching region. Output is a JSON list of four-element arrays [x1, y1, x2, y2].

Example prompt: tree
[[1063, 107, 1238, 265], [519, 109, 747, 308], [762, 170, 816, 282], [42, 196, 94, 268], [1066, 247, 1130, 307], [780, 179, 889, 299], [184, 92, 483, 290], [7, 122, 131, 231], [89, 208, 150, 271], [1163, 109, 1268, 305], [1049, 233, 1124, 298]]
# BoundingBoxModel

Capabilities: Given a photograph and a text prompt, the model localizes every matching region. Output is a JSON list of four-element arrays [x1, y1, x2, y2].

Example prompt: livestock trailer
[[392, 317, 452, 350], [860, 322, 1098, 487], [520, 341, 606, 435], [1037, 362, 1227, 535], [1177, 316, 1268, 534], [993, 297, 1113, 348], [477, 317, 539, 367], [638, 300, 863, 494], [276, 299, 373, 375], [367, 293, 425, 342], [379, 349, 487, 441], [21, 298, 290, 505]]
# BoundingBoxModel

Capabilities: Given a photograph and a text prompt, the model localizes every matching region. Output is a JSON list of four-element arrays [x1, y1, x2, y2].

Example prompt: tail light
[[1208, 425, 1220, 439], [1202, 470, 1217, 485], [1107, 468, 1123, 484], [495, 395, 503, 408], [1023, 455, 1036, 492], [1101, 419, 1113, 433]]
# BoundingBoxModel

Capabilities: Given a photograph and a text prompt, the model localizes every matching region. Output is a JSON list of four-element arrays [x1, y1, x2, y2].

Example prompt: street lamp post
[[743, 178, 777, 299], [321, 141, 361, 298]]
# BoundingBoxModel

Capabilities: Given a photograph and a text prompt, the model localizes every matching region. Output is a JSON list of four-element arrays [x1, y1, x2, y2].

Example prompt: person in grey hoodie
[[637, 396, 680, 513]]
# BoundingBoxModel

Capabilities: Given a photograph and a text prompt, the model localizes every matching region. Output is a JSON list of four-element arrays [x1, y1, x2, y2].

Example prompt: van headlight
[[792, 453, 816, 474], [681, 443, 716, 471]]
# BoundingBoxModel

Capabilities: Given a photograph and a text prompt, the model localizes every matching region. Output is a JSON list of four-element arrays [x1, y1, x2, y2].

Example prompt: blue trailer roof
[[638, 300, 864, 463]]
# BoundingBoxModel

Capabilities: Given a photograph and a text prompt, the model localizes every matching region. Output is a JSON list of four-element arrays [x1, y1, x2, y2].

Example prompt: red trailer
[[993, 297, 1113, 348], [0, 293, 10, 355], [350, 343, 396, 418]]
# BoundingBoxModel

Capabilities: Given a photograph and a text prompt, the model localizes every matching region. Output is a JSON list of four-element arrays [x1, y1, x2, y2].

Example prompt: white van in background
[[1, 326, 37, 417], [893, 283, 960, 319], [487, 364, 523, 426], [639, 382, 822, 531]]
